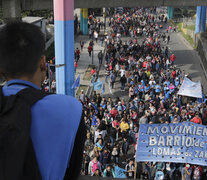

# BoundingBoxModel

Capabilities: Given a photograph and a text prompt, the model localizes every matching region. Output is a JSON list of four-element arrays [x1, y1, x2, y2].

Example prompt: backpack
[[193, 167, 201, 180], [112, 147, 118, 156], [98, 52, 102, 59], [0, 86, 51, 180], [172, 169, 181, 180], [92, 160, 99, 173]]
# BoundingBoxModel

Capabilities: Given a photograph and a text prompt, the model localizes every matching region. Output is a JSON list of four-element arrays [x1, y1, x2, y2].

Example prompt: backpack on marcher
[[112, 147, 118, 156], [98, 52, 102, 59], [172, 169, 181, 180], [0, 86, 51, 180], [193, 167, 201, 180], [155, 170, 164, 180], [92, 160, 99, 173]]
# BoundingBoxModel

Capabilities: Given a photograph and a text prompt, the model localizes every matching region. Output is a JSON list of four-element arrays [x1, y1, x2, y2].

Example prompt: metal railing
[[78, 176, 133, 180]]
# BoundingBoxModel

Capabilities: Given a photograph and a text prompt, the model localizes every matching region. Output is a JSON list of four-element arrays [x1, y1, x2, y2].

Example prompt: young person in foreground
[[0, 22, 86, 180]]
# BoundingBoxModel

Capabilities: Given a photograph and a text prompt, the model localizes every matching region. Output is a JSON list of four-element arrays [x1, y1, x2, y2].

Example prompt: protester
[[98, 50, 103, 64], [182, 164, 192, 180], [125, 159, 135, 179], [80, 7, 207, 179]]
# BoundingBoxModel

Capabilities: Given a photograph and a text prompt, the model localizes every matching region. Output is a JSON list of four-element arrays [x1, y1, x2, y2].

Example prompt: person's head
[[195, 112, 199, 117], [185, 163, 190, 169], [98, 134, 102, 139], [94, 146, 98, 152], [129, 159, 134, 165], [98, 138, 103, 145], [0, 22, 46, 84], [93, 156, 98, 161], [104, 148, 108, 153], [94, 169, 100, 176], [106, 165, 111, 172]]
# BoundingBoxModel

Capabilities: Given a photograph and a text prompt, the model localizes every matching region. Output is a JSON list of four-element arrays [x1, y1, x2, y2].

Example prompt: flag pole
[[134, 160, 137, 179]]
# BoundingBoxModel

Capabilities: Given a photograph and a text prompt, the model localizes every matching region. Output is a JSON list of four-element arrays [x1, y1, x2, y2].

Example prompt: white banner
[[177, 77, 202, 98]]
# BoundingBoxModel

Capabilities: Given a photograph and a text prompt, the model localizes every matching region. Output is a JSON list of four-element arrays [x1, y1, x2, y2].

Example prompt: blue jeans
[[144, 167, 152, 179], [110, 137, 115, 148], [112, 156, 119, 164], [121, 83, 125, 90]]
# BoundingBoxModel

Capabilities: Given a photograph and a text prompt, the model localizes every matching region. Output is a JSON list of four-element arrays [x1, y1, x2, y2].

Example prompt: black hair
[[0, 21, 45, 78]]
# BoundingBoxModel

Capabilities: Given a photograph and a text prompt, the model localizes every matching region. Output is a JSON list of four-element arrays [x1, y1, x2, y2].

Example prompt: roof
[[22, 16, 44, 24]]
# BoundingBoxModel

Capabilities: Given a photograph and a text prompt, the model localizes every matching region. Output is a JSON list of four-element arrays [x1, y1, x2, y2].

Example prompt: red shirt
[[74, 61, 78, 68], [171, 71, 176, 79], [143, 61, 148, 68], [91, 69, 96, 75], [112, 121, 120, 128], [109, 65, 113, 71], [110, 109, 118, 119], [191, 117, 202, 124], [170, 54, 175, 61], [75, 49, 80, 55], [88, 46, 92, 52]]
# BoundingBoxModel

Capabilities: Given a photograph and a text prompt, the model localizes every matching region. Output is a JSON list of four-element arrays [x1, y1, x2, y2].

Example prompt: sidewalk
[[74, 35, 104, 95], [75, 35, 129, 99]]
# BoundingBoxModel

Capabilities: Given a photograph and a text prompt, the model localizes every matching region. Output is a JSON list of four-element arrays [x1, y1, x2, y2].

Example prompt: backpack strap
[[16, 88, 52, 106], [0, 86, 52, 114], [6, 82, 52, 106], [0, 86, 17, 114]]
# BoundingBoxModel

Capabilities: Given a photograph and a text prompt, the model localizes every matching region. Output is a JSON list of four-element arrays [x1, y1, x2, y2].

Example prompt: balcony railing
[[78, 176, 133, 180]]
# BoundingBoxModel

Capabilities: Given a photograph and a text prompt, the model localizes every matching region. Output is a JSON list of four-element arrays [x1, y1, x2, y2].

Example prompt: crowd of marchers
[[76, 8, 207, 180]]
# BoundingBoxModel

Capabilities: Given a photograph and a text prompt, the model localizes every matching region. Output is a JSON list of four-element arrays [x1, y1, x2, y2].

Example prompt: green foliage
[[170, 20, 196, 49], [180, 31, 196, 48], [44, 43, 55, 63], [21, 10, 53, 19], [186, 25, 195, 31], [186, 24, 207, 32], [183, 9, 188, 16]]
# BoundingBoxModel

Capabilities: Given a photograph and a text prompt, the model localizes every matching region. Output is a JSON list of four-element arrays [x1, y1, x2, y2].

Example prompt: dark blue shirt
[[3, 80, 82, 180]]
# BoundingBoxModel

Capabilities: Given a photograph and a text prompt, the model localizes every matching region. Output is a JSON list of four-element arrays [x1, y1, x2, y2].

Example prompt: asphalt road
[[161, 22, 207, 94], [101, 20, 207, 100]]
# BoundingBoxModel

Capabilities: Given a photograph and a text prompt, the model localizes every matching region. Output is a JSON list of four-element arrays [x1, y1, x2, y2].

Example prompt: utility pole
[[92, 32, 94, 65], [54, 0, 75, 96]]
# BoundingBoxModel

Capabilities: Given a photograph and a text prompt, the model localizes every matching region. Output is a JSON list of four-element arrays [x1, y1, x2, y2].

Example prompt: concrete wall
[[21, 0, 53, 10], [178, 23, 207, 78], [181, 23, 195, 41], [19, 0, 207, 10], [197, 33, 207, 76], [34, 20, 46, 36], [75, 0, 207, 8], [2, 0, 21, 22]]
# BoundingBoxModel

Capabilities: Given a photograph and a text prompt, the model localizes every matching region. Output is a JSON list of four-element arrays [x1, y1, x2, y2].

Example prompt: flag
[[135, 86, 138, 94], [91, 102, 98, 114], [93, 81, 103, 91], [91, 114, 97, 126], [114, 166, 126, 178], [71, 74, 80, 89], [108, 81, 113, 94], [101, 83, 105, 94]]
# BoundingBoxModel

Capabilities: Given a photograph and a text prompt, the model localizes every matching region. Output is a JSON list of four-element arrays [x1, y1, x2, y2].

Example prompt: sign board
[[178, 77, 202, 98], [136, 122, 207, 166]]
